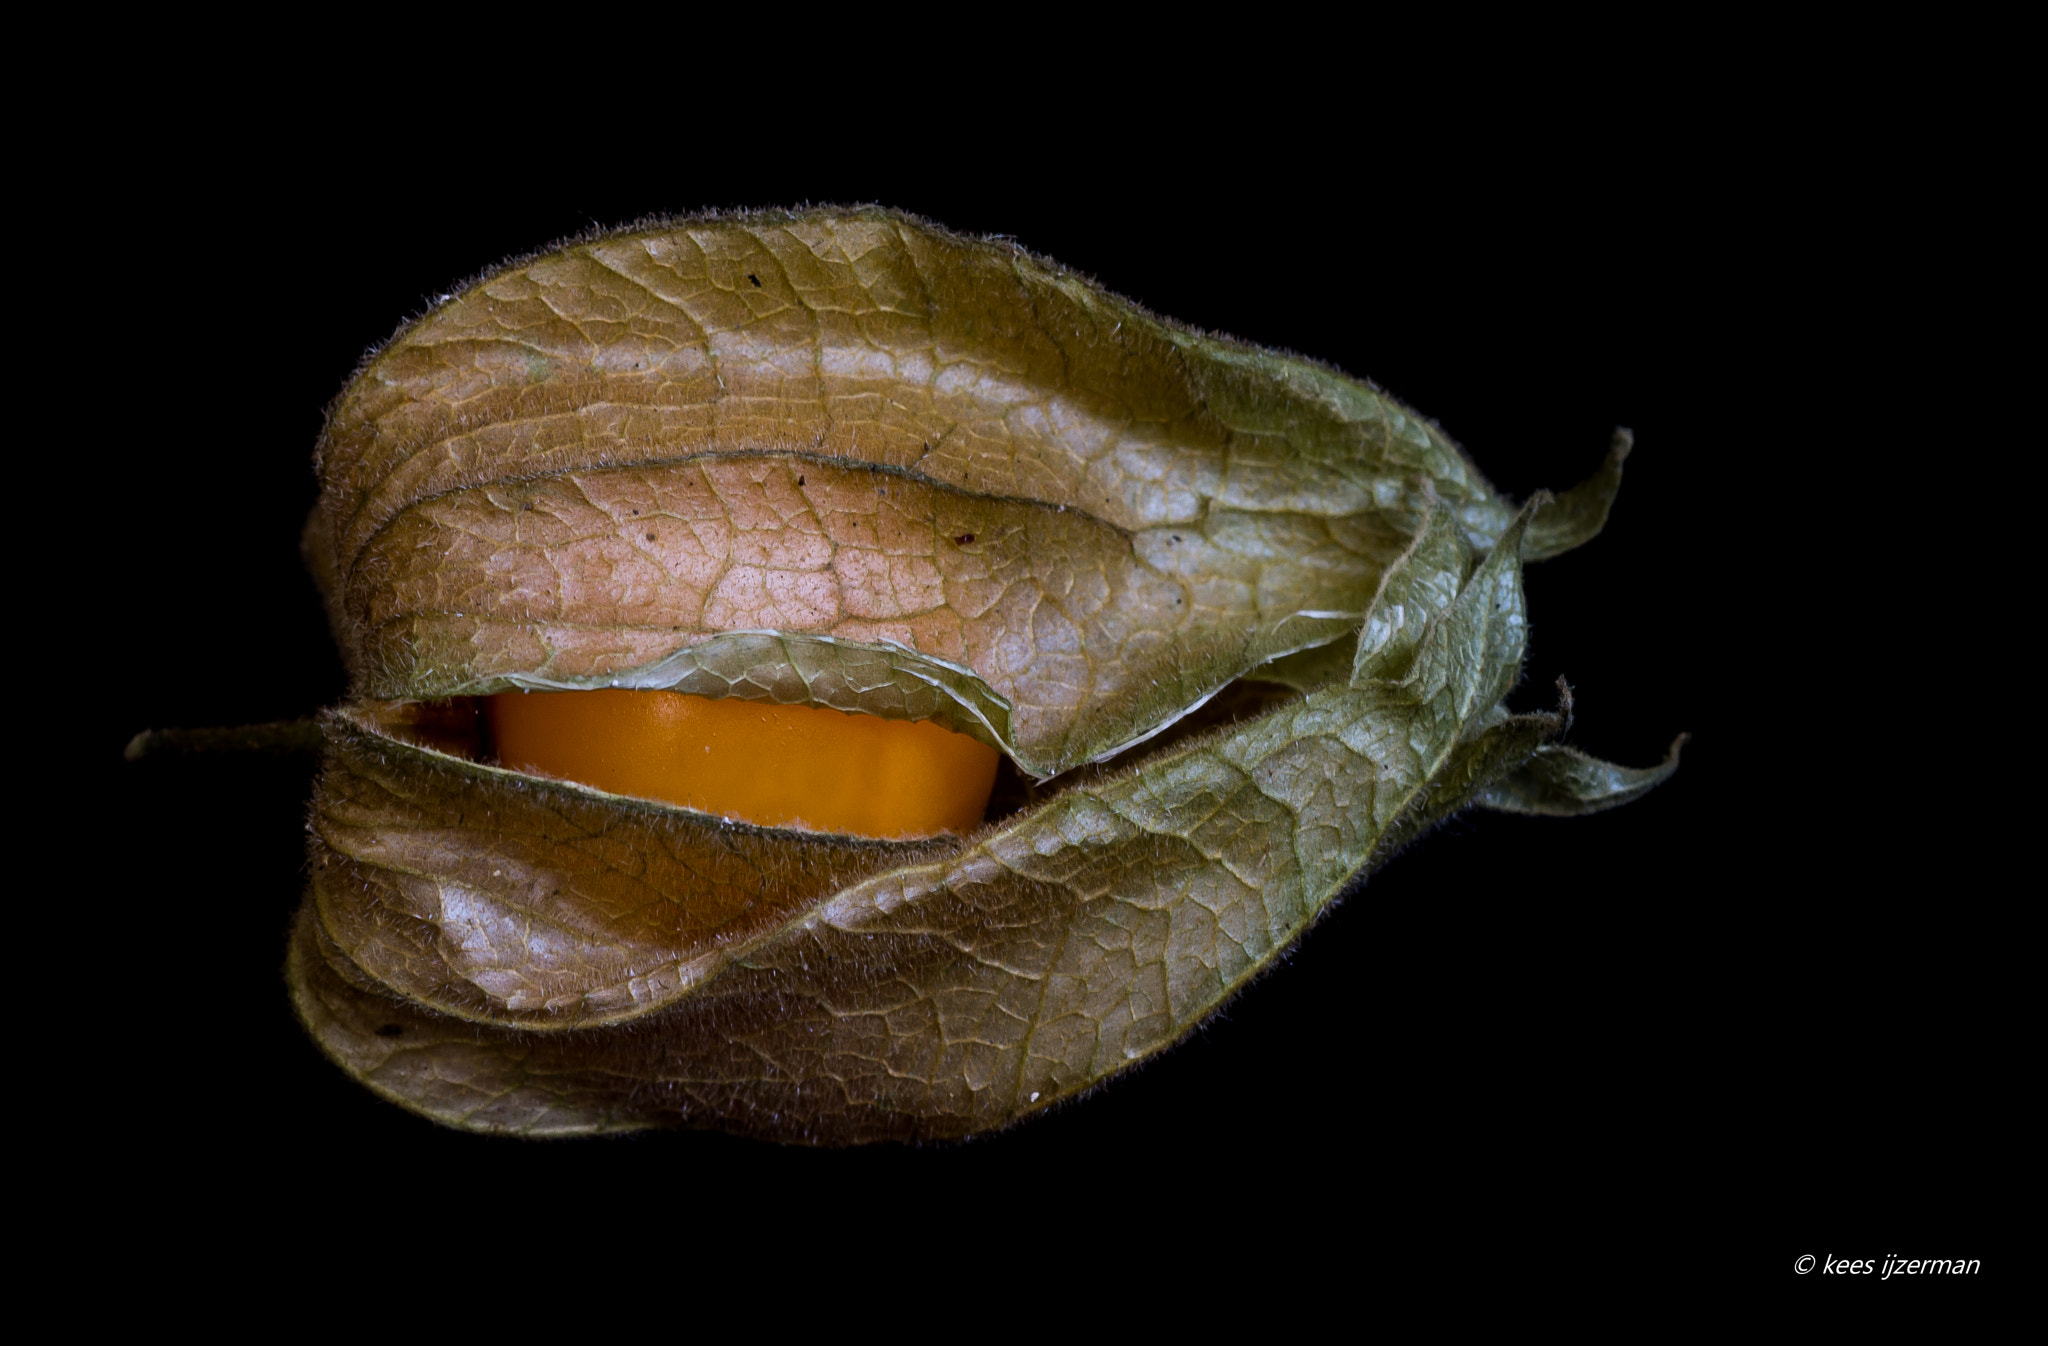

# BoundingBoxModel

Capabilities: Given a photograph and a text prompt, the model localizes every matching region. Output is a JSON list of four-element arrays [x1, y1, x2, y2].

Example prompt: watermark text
[[1794, 1253, 1980, 1278]]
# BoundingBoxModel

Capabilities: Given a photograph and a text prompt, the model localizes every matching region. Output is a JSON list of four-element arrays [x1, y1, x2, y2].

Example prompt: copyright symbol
[[1795, 1255, 1815, 1274]]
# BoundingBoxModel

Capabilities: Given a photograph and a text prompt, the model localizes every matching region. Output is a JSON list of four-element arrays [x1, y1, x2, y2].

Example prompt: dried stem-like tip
[[124, 720, 325, 762]]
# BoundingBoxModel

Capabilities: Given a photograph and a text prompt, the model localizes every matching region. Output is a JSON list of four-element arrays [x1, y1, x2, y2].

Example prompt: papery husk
[[291, 209, 1674, 1142]]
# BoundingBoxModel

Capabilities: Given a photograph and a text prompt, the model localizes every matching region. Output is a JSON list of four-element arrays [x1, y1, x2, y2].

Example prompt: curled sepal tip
[[1524, 428, 1633, 562], [1474, 732, 1687, 817]]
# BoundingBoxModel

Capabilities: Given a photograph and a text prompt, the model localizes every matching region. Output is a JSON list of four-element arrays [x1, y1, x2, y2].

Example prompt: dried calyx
[[278, 207, 1678, 1143]]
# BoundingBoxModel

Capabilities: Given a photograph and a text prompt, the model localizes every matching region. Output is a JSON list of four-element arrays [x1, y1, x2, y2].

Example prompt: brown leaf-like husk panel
[[315, 210, 1503, 582], [352, 454, 1393, 769], [313, 209, 1553, 765], [310, 710, 950, 1030]]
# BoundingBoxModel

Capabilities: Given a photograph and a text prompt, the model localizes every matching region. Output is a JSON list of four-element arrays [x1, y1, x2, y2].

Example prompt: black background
[[84, 74, 2016, 1287]]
